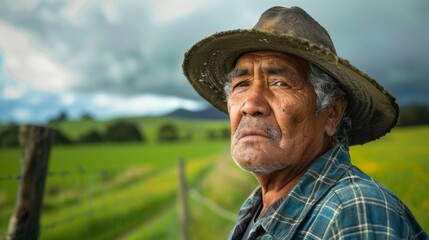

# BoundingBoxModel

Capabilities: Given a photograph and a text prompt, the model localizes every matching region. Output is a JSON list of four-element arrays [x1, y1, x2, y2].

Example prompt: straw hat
[[182, 6, 399, 145]]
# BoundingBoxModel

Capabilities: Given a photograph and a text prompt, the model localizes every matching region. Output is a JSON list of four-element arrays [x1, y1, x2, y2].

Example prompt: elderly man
[[183, 6, 428, 239]]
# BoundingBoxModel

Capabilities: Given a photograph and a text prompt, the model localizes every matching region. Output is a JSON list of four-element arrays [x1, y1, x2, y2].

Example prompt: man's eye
[[234, 81, 249, 88], [274, 81, 289, 87]]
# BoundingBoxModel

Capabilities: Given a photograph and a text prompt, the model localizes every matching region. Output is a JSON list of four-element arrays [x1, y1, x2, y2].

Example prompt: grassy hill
[[47, 116, 230, 143], [0, 119, 428, 238]]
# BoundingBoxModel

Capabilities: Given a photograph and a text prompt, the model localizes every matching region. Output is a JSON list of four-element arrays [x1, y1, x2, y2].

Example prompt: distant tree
[[399, 104, 429, 126], [52, 129, 72, 145], [206, 129, 217, 140], [0, 124, 20, 147], [49, 110, 68, 124], [78, 129, 103, 143], [158, 123, 179, 142], [80, 112, 94, 121], [105, 121, 144, 142], [57, 111, 68, 121], [221, 127, 231, 140], [0, 125, 71, 146]]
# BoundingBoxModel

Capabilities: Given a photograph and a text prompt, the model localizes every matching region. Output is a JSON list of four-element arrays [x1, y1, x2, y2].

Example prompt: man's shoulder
[[316, 165, 428, 239], [331, 165, 402, 208], [306, 163, 405, 224]]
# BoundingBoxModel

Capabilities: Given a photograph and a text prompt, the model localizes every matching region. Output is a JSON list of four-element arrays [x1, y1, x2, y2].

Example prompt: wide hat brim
[[183, 29, 399, 145]]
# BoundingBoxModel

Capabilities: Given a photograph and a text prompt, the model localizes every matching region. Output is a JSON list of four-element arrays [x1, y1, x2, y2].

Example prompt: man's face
[[227, 51, 332, 175]]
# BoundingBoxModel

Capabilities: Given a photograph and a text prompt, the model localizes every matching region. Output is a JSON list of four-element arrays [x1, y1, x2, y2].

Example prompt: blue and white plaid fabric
[[228, 145, 428, 239]]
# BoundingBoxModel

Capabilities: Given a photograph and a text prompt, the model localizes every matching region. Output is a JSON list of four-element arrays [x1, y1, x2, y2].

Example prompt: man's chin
[[234, 159, 285, 176]]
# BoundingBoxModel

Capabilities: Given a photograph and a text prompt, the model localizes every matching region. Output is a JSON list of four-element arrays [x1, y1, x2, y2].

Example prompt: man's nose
[[240, 85, 271, 117]]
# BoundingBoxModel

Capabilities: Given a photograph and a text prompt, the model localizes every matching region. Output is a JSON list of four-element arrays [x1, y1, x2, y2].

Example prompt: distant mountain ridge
[[167, 106, 228, 120]]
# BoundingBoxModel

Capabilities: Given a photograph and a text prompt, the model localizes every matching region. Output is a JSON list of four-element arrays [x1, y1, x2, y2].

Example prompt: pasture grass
[[39, 141, 225, 240], [0, 140, 228, 239]]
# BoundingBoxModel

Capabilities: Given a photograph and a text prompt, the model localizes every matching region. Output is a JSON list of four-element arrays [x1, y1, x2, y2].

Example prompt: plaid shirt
[[228, 145, 428, 240]]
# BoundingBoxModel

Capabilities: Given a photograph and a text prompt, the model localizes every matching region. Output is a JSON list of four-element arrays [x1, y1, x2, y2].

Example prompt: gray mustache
[[234, 119, 280, 140]]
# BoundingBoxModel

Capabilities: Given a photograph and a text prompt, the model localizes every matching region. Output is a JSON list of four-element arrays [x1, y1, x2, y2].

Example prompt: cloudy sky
[[0, 0, 428, 124]]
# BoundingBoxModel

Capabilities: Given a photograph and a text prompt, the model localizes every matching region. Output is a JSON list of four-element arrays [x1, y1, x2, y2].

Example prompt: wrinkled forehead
[[234, 51, 308, 75]]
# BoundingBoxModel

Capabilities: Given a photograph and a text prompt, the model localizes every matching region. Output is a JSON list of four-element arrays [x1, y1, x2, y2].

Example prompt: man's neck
[[254, 141, 335, 215], [254, 166, 307, 215]]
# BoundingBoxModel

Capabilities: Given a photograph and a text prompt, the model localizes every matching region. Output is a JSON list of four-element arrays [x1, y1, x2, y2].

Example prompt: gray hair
[[223, 63, 352, 145], [308, 64, 351, 145]]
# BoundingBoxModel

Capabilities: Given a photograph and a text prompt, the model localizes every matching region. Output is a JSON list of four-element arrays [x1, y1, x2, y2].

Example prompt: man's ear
[[324, 98, 348, 137]]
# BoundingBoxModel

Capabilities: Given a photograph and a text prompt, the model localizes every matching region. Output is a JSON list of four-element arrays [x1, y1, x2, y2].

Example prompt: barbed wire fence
[[0, 126, 237, 240]]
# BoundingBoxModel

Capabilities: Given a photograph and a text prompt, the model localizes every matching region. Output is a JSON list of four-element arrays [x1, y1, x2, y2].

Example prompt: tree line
[[0, 121, 231, 148], [1, 103, 429, 148]]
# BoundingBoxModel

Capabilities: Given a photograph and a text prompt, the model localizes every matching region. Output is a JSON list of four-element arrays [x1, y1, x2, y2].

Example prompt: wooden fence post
[[7, 125, 54, 240], [178, 158, 189, 240]]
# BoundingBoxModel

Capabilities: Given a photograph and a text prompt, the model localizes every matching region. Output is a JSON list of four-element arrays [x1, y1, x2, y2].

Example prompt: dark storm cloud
[[304, 1, 429, 106], [1, 0, 428, 107]]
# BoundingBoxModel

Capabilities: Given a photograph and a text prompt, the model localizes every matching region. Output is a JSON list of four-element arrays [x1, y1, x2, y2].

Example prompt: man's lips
[[237, 129, 272, 140]]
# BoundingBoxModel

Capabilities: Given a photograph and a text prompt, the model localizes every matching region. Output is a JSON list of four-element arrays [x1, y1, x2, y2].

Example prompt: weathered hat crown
[[253, 6, 337, 54]]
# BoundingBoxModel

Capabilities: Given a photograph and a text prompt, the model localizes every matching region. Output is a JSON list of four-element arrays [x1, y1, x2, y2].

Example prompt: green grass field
[[0, 139, 231, 239], [0, 122, 428, 239]]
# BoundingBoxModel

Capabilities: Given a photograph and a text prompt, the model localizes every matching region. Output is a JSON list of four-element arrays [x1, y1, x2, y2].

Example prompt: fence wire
[[0, 168, 127, 182], [189, 188, 237, 222]]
